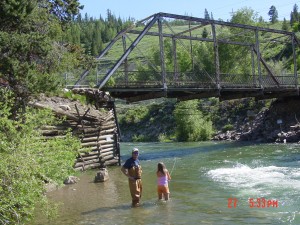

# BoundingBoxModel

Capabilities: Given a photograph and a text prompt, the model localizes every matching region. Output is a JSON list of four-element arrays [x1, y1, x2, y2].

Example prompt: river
[[33, 141, 300, 225]]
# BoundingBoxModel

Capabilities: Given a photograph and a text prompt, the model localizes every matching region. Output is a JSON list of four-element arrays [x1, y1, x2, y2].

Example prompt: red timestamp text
[[227, 198, 279, 208], [248, 198, 278, 208]]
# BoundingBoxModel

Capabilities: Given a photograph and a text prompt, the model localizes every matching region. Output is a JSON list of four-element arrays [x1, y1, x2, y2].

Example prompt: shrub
[[174, 100, 213, 141], [0, 90, 81, 224], [222, 124, 234, 132]]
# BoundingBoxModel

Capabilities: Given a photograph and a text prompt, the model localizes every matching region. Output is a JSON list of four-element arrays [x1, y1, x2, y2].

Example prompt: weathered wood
[[79, 150, 99, 156], [99, 134, 114, 139], [81, 136, 99, 142], [81, 139, 114, 147], [98, 139, 114, 144], [100, 150, 114, 157], [99, 128, 116, 135], [99, 143, 114, 149], [80, 142, 114, 150], [104, 159, 119, 166], [76, 154, 99, 162], [76, 127, 100, 132], [30, 102, 79, 120], [100, 124, 116, 130], [74, 158, 100, 167], [74, 163, 101, 171], [81, 142, 98, 147], [81, 134, 114, 142], [34, 92, 121, 170], [80, 132, 100, 137], [100, 147, 114, 153], [101, 120, 116, 126], [100, 154, 115, 162]]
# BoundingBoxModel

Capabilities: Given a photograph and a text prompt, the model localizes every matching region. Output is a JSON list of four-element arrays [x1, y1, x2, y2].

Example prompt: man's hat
[[132, 147, 139, 153]]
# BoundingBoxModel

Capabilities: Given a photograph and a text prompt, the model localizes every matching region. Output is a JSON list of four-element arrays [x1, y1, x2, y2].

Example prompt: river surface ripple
[[33, 141, 300, 225]]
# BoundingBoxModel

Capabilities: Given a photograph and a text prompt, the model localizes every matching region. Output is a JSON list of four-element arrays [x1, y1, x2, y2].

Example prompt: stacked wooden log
[[30, 91, 121, 171], [73, 110, 120, 171]]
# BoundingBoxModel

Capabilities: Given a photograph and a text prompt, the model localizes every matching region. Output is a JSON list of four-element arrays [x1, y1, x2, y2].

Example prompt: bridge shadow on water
[[121, 141, 259, 161]]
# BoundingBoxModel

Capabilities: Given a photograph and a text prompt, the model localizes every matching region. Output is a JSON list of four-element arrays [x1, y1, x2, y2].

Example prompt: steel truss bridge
[[74, 12, 300, 102]]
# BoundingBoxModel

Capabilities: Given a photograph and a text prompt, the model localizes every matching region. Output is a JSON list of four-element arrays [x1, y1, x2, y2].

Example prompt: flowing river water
[[33, 141, 300, 225]]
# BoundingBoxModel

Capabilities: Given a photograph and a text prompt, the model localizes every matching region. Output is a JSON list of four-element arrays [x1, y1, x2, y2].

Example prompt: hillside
[[116, 97, 300, 143]]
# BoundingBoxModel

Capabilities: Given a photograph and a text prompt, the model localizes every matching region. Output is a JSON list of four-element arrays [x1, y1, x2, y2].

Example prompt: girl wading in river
[[156, 162, 171, 201]]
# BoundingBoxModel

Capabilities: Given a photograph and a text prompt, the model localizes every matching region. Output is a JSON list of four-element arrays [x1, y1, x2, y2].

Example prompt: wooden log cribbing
[[74, 163, 101, 171], [100, 151, 114, 158], [78, 143, 114, 152], [78, 143, 115, 155], [73, 155, 119, 170], [75, 149, 115, 163], [74, 158, 100, 166], [104, 159, 119, 166], [99, 128, 116, 135], [81, 134, 114, 142], [76, 154, 100, 162], [80, 139, 114, 147], [32, 93, 121, 170], [100, 154, 115, 162]]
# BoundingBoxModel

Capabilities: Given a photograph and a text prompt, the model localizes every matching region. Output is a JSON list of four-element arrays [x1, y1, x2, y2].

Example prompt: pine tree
[[268, 5, 278, 23], [202, 27, 208, 38], [204, 8, 210, 20], [282, 18, 289, 31], [290, 4, 299, 26], [0, 0, 83, 103]]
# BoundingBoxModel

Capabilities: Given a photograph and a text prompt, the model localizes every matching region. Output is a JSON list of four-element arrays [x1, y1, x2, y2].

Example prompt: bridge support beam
[[211, 23, 220, 91], [122, 35, 129, 85], [291, 34, 299, 95], [158, 18, 167, 90], [255, 29, 263, 89], [172, 37, 179, 82]]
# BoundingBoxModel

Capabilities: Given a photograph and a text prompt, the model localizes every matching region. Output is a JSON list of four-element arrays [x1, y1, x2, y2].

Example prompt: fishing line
[[169, 157, 177, 176]]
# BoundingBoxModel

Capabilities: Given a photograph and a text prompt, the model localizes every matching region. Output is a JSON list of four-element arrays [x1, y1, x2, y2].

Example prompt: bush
[[123, 106, 149, 124], [174, 100, 213, 141], [0, 91, 81, 224], [222, 124, 234, 132]]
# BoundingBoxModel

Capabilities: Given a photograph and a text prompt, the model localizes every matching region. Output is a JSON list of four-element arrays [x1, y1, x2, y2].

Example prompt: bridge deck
[[103, 85, 299, 102]]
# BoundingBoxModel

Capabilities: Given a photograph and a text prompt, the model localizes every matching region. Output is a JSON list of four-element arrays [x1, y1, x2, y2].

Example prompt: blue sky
[[79, 0, 297, 22]]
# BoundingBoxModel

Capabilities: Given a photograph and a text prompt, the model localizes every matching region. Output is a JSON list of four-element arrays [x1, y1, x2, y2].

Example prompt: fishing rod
[[169, 157, 177, 176]]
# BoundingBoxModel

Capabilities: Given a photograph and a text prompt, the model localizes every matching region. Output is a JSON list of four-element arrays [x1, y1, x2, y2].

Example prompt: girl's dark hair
[[157, 162, 167, 175]]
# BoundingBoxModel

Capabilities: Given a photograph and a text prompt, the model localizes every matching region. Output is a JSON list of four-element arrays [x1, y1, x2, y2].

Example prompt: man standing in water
[[121, 147, 142, 207]]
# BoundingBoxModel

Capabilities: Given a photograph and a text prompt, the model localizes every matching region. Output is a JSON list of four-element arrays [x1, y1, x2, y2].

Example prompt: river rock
[[94, 168, 109, 182], [64, 176, 80, 185]]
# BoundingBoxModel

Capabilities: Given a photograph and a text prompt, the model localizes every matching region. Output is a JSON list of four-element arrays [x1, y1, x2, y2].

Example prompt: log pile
[[30, 90, 121, 171]]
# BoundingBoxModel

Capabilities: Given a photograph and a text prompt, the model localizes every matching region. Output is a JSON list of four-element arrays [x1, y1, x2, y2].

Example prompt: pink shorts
[[157, 185, 170, 194]]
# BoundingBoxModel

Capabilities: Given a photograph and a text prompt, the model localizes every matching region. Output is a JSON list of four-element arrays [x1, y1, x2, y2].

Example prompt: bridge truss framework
[[74, 12, 300, 102]]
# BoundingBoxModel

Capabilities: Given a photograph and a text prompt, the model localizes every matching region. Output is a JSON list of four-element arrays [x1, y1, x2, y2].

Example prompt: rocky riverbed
[[213, 97, 300, 143]]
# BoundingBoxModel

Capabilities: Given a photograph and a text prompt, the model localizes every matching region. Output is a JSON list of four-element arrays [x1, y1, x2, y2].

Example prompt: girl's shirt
[[157, 170, 171, 186]]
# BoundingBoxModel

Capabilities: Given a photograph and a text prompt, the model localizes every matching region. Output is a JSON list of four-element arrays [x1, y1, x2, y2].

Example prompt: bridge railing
[[261, 74, 296, 88], [219, 73, 256, 88], [102, 70, 298, 90]]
